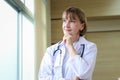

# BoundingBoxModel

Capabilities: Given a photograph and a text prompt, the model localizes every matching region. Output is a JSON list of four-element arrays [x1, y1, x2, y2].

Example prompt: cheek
[[72, 24, 80, 31], [62, 24, 64, 30], [72, 25, 81, 34], [74, 28, 80, 34]]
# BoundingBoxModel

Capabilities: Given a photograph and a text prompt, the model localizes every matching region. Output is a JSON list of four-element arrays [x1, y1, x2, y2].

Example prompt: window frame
[[4, 0, 35, 80], [5, 0, 34, 22]]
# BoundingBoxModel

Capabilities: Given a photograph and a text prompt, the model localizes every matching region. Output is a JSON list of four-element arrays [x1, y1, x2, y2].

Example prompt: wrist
[[68, 45, 77, 57]]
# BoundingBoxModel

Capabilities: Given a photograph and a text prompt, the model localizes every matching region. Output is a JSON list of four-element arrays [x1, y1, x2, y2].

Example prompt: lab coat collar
[[74, 36, 87, 45]]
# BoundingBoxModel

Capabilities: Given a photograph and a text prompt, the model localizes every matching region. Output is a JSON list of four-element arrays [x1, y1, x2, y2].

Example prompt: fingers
[[73, 76, 81, 80], [63, 34, 73, 45]]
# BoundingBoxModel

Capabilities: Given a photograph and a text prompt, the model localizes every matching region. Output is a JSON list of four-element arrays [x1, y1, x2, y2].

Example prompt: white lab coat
[[38, 37, 97, 80]]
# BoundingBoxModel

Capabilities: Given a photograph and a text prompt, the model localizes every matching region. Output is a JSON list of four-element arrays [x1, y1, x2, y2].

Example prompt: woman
[[38, 7, 97, 80]]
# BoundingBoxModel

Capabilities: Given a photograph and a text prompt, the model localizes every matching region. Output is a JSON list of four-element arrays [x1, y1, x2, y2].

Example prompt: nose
[[64, 21, 70, 28]]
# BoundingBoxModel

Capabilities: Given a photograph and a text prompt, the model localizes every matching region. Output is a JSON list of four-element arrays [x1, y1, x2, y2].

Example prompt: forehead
[[62, 12, 78, 20]]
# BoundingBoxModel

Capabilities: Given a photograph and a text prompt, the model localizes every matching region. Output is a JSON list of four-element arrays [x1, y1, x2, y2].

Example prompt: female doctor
[[38, 7, 97, 80]]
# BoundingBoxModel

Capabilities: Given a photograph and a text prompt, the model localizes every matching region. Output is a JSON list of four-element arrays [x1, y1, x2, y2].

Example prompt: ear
[[80, 23, 85, 31]]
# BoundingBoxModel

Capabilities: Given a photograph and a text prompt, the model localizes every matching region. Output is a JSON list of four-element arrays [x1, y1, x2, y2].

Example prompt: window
[[20, 0, 34, 14], [22, 15, 35, 80], [0, 1, 18, 80], [0, 0, 35, 80]]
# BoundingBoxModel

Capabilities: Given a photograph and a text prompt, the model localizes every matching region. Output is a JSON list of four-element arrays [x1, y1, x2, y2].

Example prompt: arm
[[69, 43, 97, 79], [38, 48, 53, 80], [38, 47, 66, 80], [63, 34, 97, 79]]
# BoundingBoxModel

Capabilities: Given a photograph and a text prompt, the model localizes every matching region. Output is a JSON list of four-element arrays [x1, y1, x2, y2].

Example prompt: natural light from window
[[0, 1, 35, 80], [0, 1, 18, 80], [22, 15, 35, 80]]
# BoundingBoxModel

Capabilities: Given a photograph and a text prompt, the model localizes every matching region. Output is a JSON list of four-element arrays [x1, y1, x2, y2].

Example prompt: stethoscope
[[53, 42, 85, 58], [53, 42, 62, 56]]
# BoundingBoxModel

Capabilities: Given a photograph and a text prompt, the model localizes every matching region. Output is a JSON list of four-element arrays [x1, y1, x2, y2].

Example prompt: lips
[[64, 29, 72, 35], [65, 29, 71, 32]]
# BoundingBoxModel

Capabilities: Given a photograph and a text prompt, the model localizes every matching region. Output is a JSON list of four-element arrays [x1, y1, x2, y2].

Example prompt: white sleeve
[[69, 43, 97, 79], [38, 47, 66, 80], [38, 47, 53, 80]]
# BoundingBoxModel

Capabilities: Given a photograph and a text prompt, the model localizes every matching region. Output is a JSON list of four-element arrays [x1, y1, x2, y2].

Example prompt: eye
[[70, 20, 76, 23], [62, 19, 66, 22]]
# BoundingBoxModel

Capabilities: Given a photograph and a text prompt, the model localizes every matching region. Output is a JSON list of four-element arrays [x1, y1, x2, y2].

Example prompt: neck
[[72, 35, 80, 42]]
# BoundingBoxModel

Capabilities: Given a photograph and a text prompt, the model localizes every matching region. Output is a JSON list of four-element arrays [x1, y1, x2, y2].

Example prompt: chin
[[64, 32, 71, 34]]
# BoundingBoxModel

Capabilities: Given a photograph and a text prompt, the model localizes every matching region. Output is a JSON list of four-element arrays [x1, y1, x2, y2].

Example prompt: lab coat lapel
[[53, 42, 65, 78], [54, 42, 65, 67]]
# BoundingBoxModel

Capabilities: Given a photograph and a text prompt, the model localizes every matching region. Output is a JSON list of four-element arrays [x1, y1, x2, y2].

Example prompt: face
[[62, 13, 84, 36]]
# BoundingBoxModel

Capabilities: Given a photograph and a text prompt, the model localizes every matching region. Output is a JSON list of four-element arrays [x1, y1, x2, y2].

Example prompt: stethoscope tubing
[[53, 42, 85, 58]]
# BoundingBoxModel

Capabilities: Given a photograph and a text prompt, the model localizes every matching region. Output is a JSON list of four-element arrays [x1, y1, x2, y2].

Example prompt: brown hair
[[62, 7, 87, 36]]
